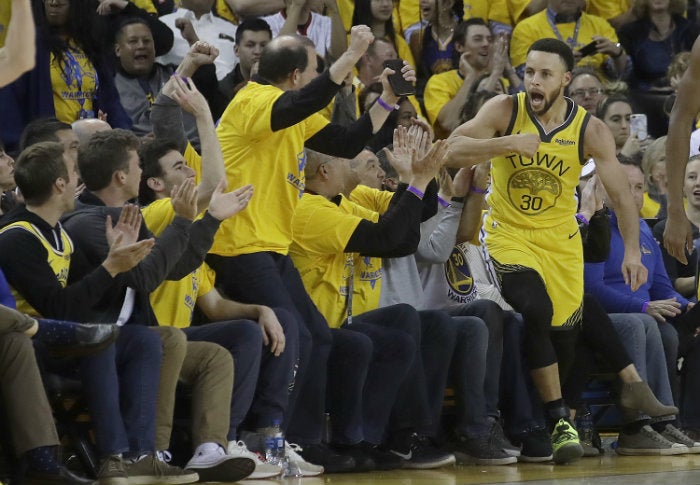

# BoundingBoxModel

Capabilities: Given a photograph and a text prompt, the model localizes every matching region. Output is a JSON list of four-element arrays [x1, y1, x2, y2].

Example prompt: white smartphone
[[630, 113, 648, 140]]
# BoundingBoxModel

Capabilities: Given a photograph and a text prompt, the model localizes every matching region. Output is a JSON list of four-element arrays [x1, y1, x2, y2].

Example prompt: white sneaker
[[284, 442, 324, 477], [186, 442, 255, 482], [227, 441, 282, 479]]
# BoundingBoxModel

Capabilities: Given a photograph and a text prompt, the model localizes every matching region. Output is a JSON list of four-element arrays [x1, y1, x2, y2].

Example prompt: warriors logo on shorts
[[507, 168, 562, 215]]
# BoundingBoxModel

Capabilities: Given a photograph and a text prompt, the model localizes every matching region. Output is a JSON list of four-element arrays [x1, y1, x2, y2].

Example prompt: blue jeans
[[43, 324, 162, 457], [184, 307, 299, 438], [609, 313, 676, 416], [207, 252, 330, 444], [329, 306, 415, 444]]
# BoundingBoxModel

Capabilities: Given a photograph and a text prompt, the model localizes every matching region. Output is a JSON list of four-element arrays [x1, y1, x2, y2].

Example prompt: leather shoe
[[25, 466, 96, 484], [48, 324, 120, 358]]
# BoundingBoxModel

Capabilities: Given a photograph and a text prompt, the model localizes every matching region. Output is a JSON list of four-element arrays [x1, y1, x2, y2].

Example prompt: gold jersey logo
[[507, 168, 562, 215]]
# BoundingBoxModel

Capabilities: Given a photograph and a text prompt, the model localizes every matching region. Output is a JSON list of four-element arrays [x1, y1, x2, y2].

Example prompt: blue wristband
[[470, 186, 487, 195], [407, 185, 425, 200]]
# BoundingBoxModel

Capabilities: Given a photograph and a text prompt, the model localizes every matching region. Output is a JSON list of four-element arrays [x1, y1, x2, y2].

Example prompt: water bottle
[[264, 420, 285, 466]]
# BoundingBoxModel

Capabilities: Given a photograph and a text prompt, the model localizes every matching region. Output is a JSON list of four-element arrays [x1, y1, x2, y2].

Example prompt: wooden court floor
[[232, 452, 700, 485]]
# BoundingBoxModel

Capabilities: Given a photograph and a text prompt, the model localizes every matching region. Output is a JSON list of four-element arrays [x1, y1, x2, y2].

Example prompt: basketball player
[[445, 38, 647, 464]]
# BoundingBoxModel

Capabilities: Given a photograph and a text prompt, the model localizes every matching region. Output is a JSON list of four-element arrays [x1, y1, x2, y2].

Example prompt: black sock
[[25, 446, 61, 473], [545, 399, 569, 421], [622, 419, 649, 435], [650, 418, 675, 433], [33, 320, 79, 346]]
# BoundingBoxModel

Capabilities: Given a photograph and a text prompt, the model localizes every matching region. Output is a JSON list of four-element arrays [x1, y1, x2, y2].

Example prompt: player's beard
[[527, 85, 562, 116]]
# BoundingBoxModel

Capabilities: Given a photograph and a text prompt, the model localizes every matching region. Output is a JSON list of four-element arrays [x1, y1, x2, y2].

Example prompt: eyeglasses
[[570, 88, 602, 98]]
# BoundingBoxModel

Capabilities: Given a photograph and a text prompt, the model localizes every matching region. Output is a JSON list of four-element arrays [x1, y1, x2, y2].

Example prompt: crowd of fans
[[2, 0, 700, 483]]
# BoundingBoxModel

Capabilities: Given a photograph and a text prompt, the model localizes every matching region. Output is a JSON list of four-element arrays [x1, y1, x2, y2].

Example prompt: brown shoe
[[124, 454, 198, 485], [619, 381, 678, 417]]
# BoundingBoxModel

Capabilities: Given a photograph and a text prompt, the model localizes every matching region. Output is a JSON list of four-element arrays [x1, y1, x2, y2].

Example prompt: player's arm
[[445, 94, 540, 167], [663, 37, 700, 263], [585, 116, 647, 291]]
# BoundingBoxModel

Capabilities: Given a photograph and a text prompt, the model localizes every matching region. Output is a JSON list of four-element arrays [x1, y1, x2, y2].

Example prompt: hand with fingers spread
[[102, 233, 155, 277], [105, 204, 143, 247], [207, 179, 254, 221], [258, 306, 286, 356], [410, 139, 449, 189], [171, 178, 199, 221], [579, 174, 604, 221], [167, 75, 210, 118], [384, 126, 415, 182]]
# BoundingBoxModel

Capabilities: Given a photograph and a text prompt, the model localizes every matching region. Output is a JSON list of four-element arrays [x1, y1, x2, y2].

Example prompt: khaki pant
[[0, 332, 59, 455], [152, 327, 233, 450]]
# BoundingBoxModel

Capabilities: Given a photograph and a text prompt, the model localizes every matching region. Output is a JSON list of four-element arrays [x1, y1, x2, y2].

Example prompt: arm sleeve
[[269, 70, 341, 131], [415, 203, 462, 264], [304, 114, 374, 158], [584, 261, 646, 313], [0, 230, 114, 321], [151, 93, 188, 153], [191, 63, 230, 121], [345, 191, 424, 257]]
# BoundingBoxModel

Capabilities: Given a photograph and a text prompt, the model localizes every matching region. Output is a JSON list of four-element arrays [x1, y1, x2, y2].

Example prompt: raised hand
[[207, 179, 254, 221], [347, 25, 375, 57], [170, 178, 199, 221], [411, 139, 449, 187], [102, 234, 155, 276], [168, 75, 210, 118], [96, 0, 128, 15], [175, 18, 199, 45], [105, 203, 142, 247], [184, 41, 219, 68]]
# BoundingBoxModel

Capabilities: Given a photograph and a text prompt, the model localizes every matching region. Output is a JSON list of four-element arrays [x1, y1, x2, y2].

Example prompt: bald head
[[71, 119, 111, 147], [258, 35, 312, 85]]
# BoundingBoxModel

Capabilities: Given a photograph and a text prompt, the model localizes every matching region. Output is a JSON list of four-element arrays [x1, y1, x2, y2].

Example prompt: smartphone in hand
[[630, 114, 648, 140], [577, 41, 598, 58], [383, 59, 415, 97]]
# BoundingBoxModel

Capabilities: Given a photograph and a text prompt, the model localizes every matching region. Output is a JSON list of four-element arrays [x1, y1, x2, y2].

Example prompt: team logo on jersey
[[445, 244, 477, 304], [507, 168, 562, 215]]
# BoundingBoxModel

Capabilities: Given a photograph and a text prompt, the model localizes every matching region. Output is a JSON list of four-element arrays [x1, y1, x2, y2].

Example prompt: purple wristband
[[575, 213, 589, 225], [437, 196, 450, 208], [376, 97, 397, 112], [641, 301, 649, 313], [407, 185, 425, 200], [470, 186, 487, 195]]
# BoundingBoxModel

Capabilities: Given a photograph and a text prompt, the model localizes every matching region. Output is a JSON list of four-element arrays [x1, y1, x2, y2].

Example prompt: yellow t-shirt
[[640, 192, 662, 218], [510, 10, 618, 79], [212, 81, 329, 257], [0, 221, 73, 317], [183, 142, 203, 184], [290, 192, 383, 328], [489, 92, 590, 228], [348, 184, 393, 213], [489, 0, 530, 27], [50, 45, 98, 124], [0, 0, 10, 48], [463, 0, 490, 21], [142, 198, 214, 328], [423, 69, 463, 125], [585, 0, 630, 21]]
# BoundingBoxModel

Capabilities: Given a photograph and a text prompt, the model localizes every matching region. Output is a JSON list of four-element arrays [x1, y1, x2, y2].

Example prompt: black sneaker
[[389, 433, 456, 469], [296, 443, 356, 473], [358, 442, 404, 470], [490, 419, 521, 457], [330, 444, 375, 472], [513, 428, 553, 463], [452, 427, 517, 466]]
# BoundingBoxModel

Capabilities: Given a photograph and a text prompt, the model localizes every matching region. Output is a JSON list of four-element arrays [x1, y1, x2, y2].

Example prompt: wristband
[[407, 185, 425, 200], [470, 186, 487, 195], [438, 196, 450, 208], [376, 97, 398, 112], [641, 301, 649, 313], [575, 213, 589, 225]]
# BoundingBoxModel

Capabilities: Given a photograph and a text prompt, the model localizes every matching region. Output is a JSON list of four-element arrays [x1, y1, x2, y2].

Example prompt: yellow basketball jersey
[[0, 221, 73, 317], [488, 91, 590, 229]]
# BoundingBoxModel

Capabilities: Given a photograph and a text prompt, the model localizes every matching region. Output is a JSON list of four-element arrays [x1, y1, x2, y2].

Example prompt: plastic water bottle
[[264, 420, 285, 466]]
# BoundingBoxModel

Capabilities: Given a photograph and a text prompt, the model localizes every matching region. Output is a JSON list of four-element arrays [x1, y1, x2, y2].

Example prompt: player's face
[[683, 159, 700, 210], [523, 51, 571, 116], [602, 101, 632, 150]]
